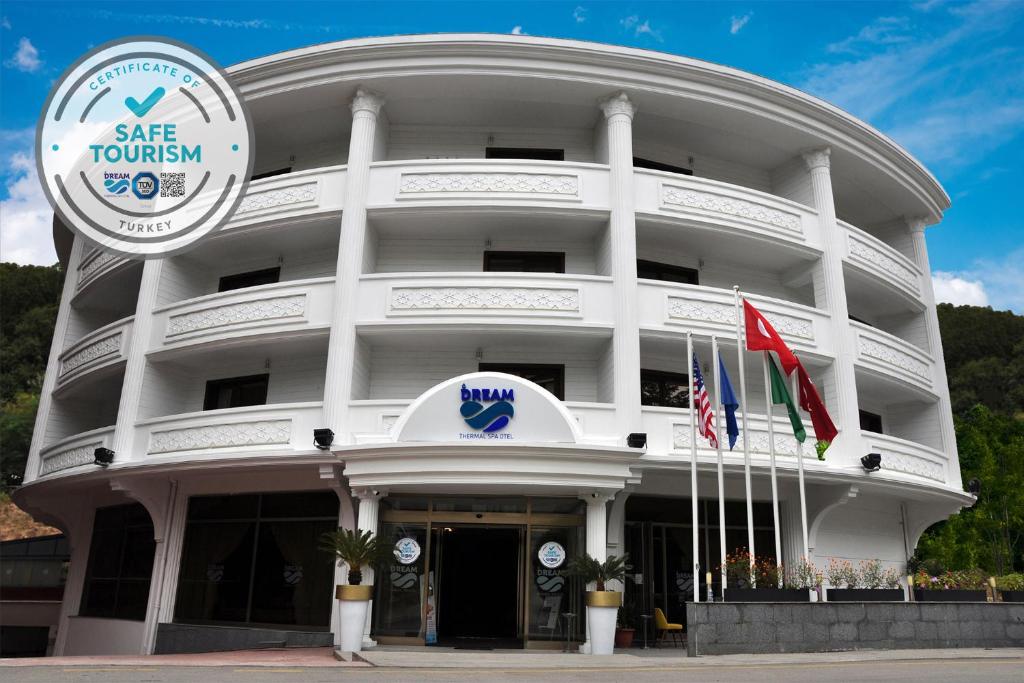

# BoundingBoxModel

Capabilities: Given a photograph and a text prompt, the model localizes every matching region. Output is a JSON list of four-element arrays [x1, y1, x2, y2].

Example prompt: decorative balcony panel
[[863, 432, 947, 483], [222, 167, 345, 230], [391, 286, 580, 314], [76, 248, 127, 293], [851, 320, 934, 392], [137, 402, 322, 457], [154, 278, 334, 349], [399, 173, 578, 197], [842, 221, 923, 300], [639, 281, 830, 355], [38, 426, 114, 476], [56, 317, 132, 388]]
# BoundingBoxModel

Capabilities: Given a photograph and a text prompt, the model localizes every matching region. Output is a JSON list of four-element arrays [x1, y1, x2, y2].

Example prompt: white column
[[907, 218, 960, 486], [580, 492, 613, 654], [600, 93, 642, 441], [24, 238, 84, 482], [802, 148, 861, 450], [110, 259, 164, 460], [323, 88, 384, 443], [355, 487, 385, 649]]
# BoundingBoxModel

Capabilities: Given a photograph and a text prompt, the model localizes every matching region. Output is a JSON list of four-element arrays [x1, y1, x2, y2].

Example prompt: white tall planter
[[337, 585, 373, 652], [586, 591, 621, 655]]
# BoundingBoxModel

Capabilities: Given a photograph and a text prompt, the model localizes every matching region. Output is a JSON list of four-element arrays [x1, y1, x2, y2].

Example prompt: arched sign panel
[[393, 372, 580, 444]]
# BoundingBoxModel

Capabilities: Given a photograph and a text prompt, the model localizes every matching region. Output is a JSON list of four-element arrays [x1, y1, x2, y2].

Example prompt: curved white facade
[[17, 34, 971, 655]]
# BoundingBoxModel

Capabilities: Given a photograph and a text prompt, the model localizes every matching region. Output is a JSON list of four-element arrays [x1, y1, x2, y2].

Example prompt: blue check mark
[[124, 87, 166, 117]]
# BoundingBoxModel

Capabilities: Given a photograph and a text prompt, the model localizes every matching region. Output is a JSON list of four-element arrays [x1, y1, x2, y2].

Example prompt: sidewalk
[[0, 646, 365, 668]]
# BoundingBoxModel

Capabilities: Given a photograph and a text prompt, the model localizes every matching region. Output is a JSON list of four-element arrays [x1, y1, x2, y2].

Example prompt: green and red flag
[[795, 360, 838, 459]]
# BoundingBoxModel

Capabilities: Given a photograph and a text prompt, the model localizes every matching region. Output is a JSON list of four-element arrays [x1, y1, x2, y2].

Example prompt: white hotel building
[[17, 34, 971, 654]]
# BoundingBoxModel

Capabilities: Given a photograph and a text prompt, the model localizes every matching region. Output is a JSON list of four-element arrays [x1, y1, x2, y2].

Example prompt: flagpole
[[733, 286, 755, 584], [687, 332, 700, 604], [762, 352, 783, 587], [711, 335, 727, 600], [792, 371, 810, 560]]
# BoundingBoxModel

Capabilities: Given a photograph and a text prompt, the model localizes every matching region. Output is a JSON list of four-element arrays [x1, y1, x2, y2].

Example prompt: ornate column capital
[[354, 487, 387, 501], [580, 491, 617, 506], [905, 215, 929, 234], [599, 92, 636, 121], [801, 147, 832, 171], [350, 87, 384, 116]]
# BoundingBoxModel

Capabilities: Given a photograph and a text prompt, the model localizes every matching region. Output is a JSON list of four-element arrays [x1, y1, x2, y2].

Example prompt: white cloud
[[730, 13, 752, 35], [827, 16, 910, 54], [1, 17, 11, 30], [0, 142, 58, 266], [932, 249, 1024, 312], [621, 15, 663, 41], [574, 6, 586, 23], [4, 36, 42, 73], [510, 26, 525, 35], [932, 272, 989, 307]]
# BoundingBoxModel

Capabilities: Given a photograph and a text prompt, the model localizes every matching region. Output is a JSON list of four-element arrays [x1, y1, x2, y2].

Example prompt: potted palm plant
[[320, 528, 394, 652], [566, 554, 630, 655]]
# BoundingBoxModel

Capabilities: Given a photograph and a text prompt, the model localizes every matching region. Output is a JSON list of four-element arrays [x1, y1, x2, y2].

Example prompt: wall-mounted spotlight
[[93, 447, 115, 467], [860, 452, 882, 472], [966, 478, 981, 495], [627, 433, 647, 449], [313, 428, 335, 451]]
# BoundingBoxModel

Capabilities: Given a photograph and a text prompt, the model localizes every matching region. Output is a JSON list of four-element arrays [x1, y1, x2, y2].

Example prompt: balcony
[[37, 425, 115, 478], [638, 282, 833, 358], [356, 272, 614, 333], [74, 247, 132, 296], [55, 317, 133, 391], [150, 277, 334, 354], [850, 320, 935, 397], [862, 431, 949, 485], [134, 402, 323, 461], [841, 220, 924, 308], [221, 166, 346, 233], [633, 170, 822, 252]]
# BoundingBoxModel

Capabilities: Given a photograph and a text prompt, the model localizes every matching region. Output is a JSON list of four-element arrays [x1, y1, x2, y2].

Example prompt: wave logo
[[103, 175, 130, 195], [459, 384, 514, 432], [535, 573, 565, 593]]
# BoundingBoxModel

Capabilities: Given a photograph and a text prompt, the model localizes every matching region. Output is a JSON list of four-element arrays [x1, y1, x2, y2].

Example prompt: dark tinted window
[[80, 503, 155, 621], [633, 157, 693, 176], [250, 167, 292, 181], [484, 251, 565, 274], [641, 369, 690, 408], [860, 410, 884, 434], [479, 363, 565, 400], [203, 374, 269, 411], [637, 260, 699, 285], [485, 147, 564, 161], [218, 267, 280, 293]]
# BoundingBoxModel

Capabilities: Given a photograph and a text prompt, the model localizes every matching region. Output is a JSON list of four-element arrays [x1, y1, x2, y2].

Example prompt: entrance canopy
[[341, 372, 641, 494]]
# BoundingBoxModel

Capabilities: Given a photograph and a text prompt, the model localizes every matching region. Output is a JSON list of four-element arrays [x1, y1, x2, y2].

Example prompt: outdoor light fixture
[[313, 428, 335, 450], [967, 478, 981, 495], [93, 447, 115, 467], [627, 433, 647, 449], [860, 452, 882, 472]]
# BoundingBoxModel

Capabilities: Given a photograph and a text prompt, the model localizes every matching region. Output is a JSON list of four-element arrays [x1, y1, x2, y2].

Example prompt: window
[[637, 259, 699, 285], [484, 251, 566, 274], [479, 363, 565, 400], [218, 267, 280, 293], [633, 157, 693, 176], [485, 147, 564, 161], [203, 374, 269, 411], [860, 410, 884, 434], [641, 369, 690, 408], [79, 504, 155, 621], [174, 491, 338, 628], [250, 167, 292, 181]]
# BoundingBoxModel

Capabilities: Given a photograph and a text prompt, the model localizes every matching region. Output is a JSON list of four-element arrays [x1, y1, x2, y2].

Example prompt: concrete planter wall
[[1000, 591, 1024, 603], [724, 588, 809, 603], [827, 588, 904, 602], [913, 589, 987, 602], [686, 602, 1024, 656]]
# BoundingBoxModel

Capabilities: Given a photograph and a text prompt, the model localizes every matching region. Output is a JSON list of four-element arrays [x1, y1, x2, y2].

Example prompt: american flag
[[692, 353, 718, 448]]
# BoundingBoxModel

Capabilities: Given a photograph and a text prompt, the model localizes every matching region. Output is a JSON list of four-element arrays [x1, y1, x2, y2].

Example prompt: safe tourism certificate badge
[[36, 37, 254, 257]]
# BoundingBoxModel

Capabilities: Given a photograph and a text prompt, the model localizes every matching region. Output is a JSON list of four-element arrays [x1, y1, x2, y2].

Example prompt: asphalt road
[[2, 657, 1022, 683]]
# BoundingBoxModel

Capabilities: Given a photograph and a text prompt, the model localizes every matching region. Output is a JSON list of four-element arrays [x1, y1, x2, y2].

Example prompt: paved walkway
[[0, 646, 365, 668]]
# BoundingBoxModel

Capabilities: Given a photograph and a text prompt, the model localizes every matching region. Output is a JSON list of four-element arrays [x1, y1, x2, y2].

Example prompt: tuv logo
[[459, 384, 514, 433]]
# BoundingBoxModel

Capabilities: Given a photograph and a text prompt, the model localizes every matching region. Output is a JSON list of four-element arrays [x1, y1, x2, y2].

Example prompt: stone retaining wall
[[686, 602, 1024, 656]]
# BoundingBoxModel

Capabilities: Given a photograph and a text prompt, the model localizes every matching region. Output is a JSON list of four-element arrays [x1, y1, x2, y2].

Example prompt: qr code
[[159, 173, 185, 197]]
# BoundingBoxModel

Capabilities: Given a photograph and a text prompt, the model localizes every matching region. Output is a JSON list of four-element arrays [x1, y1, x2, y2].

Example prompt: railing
[[37, 426, 115, 477], [642, 408, 818, 461], [841, 220, 923, 301], [135, 402, 323, 458], [349, 400, 412, 444], [851, 320, 935, 393], [222, 166, 346, 231], [862, 431, 947, 484], [633, 170, 820, 249], [365, 159, 612, 211], [565, 402, 618, 446], [56, 317, 133, 389], [151, 277, 334, 350], [357, 272, 614, 327], [75, 248, 129, 295], [638, 281, 832, 356]]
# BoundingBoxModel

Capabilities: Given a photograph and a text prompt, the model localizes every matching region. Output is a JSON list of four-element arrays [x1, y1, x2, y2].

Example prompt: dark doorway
[[437, 526, 522, 648]]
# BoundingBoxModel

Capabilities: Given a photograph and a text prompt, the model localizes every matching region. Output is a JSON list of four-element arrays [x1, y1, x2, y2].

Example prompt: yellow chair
[[654, 607, 684, 647]]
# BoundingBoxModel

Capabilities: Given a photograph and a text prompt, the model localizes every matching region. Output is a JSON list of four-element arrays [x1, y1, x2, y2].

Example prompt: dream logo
[[103, 171, 130, 195], [459, 384, 514, 432]]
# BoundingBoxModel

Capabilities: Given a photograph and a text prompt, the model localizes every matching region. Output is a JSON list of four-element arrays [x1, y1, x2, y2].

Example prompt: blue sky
[[1, 1, 1022, 311]]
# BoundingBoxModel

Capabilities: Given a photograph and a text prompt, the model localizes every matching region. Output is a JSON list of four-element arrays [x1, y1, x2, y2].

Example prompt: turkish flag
[[796, 360, 839, 444], [743, 299, 799, 375]]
